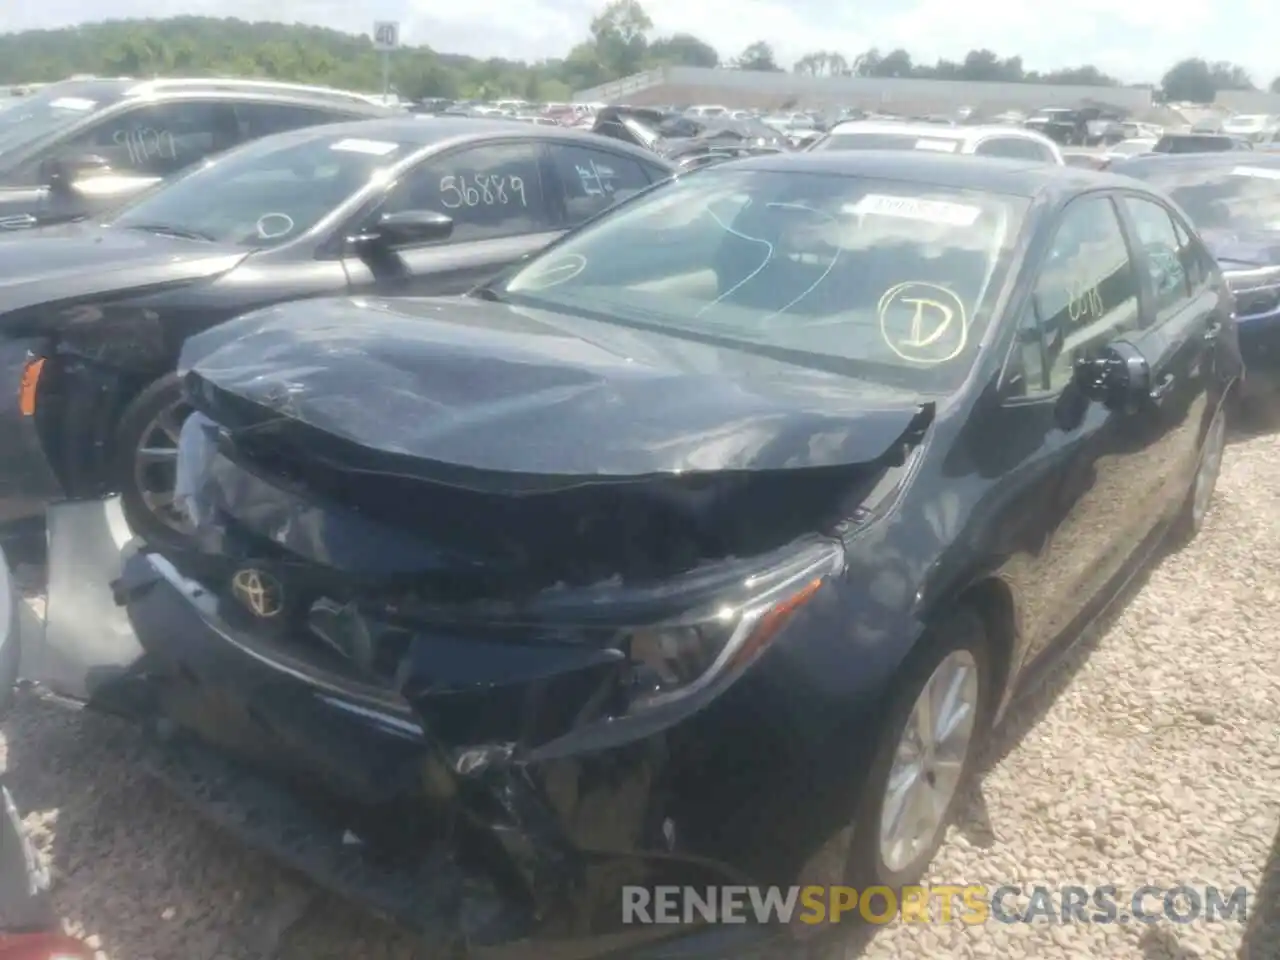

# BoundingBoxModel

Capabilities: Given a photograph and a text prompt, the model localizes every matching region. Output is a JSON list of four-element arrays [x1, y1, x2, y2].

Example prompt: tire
[[842, 606, 993, 890], [1168, 401, 1227, 549], [112, 372, 195, 552]]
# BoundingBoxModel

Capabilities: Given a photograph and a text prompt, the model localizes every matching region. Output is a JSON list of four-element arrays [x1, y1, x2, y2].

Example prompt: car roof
[[827, 120, 1048, 143], [262, 115, 676, 162], [717, 149, 1139, 199], [1110, 151, 1280, 174], [38, 76, 391, 113]]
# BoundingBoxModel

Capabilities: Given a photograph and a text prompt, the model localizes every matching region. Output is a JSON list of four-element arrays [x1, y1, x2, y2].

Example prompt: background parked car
[[811, 120, 1064, 164], [0, 77, 395, 231], [1109, 151, 1280, 409], [591, 106, 789, 168], [1152, 133, 1252, 155], [0, 118, 674, 547]]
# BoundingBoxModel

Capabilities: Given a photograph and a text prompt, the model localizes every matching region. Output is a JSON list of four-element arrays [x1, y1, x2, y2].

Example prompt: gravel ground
[[0, 429, 1277, 960]]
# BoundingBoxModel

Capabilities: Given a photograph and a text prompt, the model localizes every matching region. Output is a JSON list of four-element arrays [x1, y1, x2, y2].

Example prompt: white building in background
[[574, 66, 1157, 115]]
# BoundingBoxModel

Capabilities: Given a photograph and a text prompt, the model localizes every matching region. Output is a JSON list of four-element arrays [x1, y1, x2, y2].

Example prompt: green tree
[[1161, 58, 1217, 102], [794, 51, 848, 77], [734, 41, 781, 72], [0, 11, 1227, 103], [589, 0, 652, 77], [648, 33, 718, 68]]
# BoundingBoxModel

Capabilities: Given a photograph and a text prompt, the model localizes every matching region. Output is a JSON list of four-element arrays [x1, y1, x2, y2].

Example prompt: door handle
[[1149, 373, 1176, 401], [1203, 321, 1223, 341]]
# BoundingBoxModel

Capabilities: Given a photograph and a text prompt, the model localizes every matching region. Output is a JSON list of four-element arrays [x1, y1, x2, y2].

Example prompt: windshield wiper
[[122, 223, 217, 242]]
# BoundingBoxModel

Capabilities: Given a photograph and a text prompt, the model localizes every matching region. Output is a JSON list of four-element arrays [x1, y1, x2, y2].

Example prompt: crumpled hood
[[1200, 226, 1280, 270], [0, 222, 248, 320], [179, 295, 934, 490]]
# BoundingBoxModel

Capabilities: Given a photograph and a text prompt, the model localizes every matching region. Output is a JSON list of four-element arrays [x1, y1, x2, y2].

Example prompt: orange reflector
[[18, 357, 44, 417], [726, 576, 826, 671]]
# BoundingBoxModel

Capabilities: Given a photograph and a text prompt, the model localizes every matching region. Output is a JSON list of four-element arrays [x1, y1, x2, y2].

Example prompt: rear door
[[341, 139, 563, 297], [540, 140, 669, 228], [1115, 193, 1221, 518]]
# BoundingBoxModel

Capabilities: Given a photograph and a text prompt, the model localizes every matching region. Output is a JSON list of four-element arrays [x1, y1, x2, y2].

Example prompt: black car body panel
[[63, 152, 1240, 956], [0, 223, 248, 324], [178, 297, 932, 482]]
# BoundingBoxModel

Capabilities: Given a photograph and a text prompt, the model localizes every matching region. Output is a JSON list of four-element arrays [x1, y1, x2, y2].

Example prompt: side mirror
[[1073, 341, 1150, 410], [355, 209, 454, 251], [42, 154, 110, 193]]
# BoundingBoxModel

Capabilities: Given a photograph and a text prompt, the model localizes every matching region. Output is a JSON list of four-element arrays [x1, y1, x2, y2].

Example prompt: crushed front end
[[112, 303, 934, 956], [116, 445, 856, 953]]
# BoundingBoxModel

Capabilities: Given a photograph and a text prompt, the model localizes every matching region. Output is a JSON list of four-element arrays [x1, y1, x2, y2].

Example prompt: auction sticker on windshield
[[844, 195, 982, 227], [49, 97, 96, 111], [1230, 166, 1280, 181], [330, 138, 400, 156], [914, 138, 960, 153]]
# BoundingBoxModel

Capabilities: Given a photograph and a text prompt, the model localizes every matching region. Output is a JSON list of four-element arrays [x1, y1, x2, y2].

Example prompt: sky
[[7, 0, 1280, 88]]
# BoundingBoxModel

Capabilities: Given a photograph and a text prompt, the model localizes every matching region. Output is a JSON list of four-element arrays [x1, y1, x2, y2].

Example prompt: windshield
[[1119, 162, 1280, 233], [500, 168, 1028, 391], [0, 86, 109, 156], [110, 130, 412, 247], [813, 132, 964, 154]]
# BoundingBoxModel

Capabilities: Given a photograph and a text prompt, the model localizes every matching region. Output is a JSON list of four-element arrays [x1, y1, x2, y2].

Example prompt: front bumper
[[115, 549, 873, 957], [0, 338, 63, 524]]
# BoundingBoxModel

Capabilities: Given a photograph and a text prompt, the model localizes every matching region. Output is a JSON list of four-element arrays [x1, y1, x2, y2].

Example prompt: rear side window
[[232, 102, 362, 141], [546, 143, 657, 225], [974, 137, 1055, 163], [1171, 218, 1213, 292], [1122, 196, 1190, 322], [384, 141, 553, 243]]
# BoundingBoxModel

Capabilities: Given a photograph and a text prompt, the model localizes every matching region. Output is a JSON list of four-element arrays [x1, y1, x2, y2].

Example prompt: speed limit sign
[[373, 21, 400, 51]]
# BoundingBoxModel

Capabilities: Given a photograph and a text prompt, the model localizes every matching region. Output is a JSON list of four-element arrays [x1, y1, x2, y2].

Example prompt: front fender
[[0, 337, 65, 522]]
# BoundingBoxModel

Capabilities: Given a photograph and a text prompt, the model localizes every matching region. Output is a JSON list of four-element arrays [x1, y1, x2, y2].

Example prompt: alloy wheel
[[878, 648, 980, 873], [132, 398, 195, 536]]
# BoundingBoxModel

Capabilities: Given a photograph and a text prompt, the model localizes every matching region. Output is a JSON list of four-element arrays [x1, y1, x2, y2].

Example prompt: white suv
[[811, 120, 1065, 165]]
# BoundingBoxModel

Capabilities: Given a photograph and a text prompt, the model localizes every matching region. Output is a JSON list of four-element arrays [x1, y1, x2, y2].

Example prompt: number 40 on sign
[[373, 21, 399, 51]]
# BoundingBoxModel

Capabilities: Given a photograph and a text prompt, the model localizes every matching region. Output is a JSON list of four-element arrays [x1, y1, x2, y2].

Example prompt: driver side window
[[1025, 195, 1142, 393], [382, 142, 553, 244], [54, 102, 240, 177]]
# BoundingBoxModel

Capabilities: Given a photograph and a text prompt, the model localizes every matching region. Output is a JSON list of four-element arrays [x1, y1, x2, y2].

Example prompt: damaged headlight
[[624, 542, 845, 711]]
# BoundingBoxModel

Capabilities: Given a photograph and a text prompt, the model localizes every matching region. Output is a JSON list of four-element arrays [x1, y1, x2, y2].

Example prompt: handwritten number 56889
[[438, 174, 527, 210]]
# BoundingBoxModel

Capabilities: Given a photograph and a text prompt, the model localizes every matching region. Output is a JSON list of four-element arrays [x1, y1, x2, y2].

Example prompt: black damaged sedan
[[92, 153, 1238, 957]]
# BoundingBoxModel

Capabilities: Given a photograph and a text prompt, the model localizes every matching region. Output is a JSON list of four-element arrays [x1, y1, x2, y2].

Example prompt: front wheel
[[113, 372, 196, 551], [844, 607, 992, 889]]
